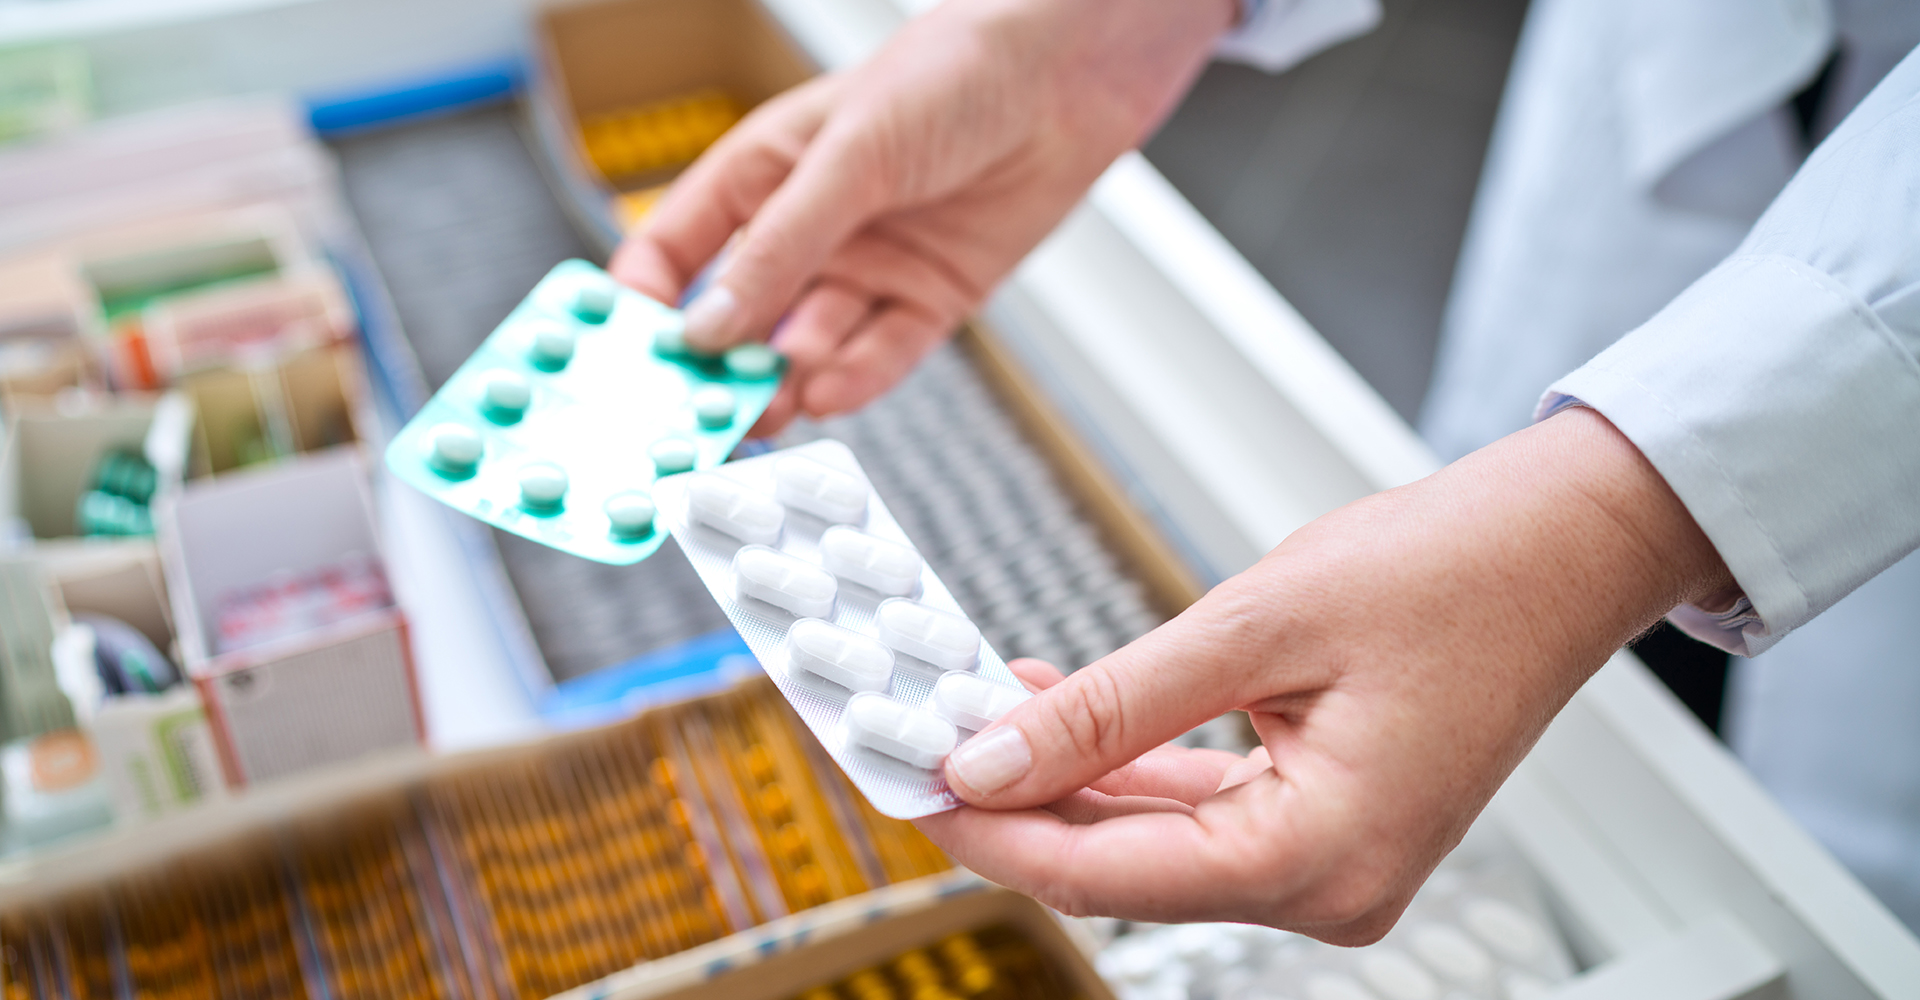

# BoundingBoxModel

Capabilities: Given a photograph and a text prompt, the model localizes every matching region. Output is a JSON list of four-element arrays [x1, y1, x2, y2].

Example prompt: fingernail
[[681, 285, 737, 349], [947, 727, 1031, 797]]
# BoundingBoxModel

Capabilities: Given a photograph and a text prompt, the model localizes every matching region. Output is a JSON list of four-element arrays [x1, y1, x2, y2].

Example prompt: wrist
[[1422, 406, 1733, 674], [992, 0, 1238, 144], [1196, 406, 1735, 710], [1530, 407, 1735, 615]]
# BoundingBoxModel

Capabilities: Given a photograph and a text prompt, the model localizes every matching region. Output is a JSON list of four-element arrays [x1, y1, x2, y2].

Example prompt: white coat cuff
[[1215, 0, 1382, 75], [1536, 255, 1920, 657]]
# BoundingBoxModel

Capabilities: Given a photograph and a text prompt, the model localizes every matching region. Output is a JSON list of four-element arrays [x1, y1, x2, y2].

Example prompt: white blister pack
[[654, 439, 1031, 818]]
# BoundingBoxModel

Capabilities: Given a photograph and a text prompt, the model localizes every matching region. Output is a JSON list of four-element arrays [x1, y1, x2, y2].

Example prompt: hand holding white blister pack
[[654, 439, 1033, 818]]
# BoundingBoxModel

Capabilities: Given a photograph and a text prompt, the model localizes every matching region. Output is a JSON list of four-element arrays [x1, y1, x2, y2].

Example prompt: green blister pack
[[384, 260, 783, 565]]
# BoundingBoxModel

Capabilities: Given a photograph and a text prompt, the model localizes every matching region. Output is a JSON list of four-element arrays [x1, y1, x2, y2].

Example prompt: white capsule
[[876, 598, 981, 671], [819, 525, 921, 595], [932, 671, 1029, 730], [1461, 898, 1544, 964], [787, 618, 893, 692], [686, 474, 783, 544], [773, 455, 869, 523], [1409, 924, 1493, 984], [846, 692, 957, 769], [733, 545, 836, 618]]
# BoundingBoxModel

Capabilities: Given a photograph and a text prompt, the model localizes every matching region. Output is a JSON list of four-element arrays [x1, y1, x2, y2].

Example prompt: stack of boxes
[[0, 96, 422, 849], [0, 14, 1128, 1000]]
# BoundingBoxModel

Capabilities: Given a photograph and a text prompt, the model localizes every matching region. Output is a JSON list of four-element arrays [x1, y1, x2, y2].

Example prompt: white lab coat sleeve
[[1535, 46, 1920, 657], [1214, 0, 1382, 75]]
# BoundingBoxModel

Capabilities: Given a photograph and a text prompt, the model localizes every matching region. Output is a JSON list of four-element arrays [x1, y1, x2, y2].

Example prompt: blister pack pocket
[[384, 260, 782, 565], [654, 439, 1032, 818]]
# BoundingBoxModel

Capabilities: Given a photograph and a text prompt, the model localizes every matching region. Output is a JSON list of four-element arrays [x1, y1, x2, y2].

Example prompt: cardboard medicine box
[[0, 249, 99, 406], [179, 339, 371, 477], [0, 391, 193, 543], [528, 0, 816, 236], [142, 269, 354, 381], [155, 446, 422, 788], [560, 880, 1117, 1000], [68, 204, 317, 390], [37, 539, 228, 822]]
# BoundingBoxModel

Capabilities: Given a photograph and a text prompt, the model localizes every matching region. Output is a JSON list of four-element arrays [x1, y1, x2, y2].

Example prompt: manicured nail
[[682, 285, 738, 349], [947, 726, 1031, 797]]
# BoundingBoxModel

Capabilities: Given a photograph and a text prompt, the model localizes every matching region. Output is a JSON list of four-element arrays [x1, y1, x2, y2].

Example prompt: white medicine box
[[154, 446, 421, 788]]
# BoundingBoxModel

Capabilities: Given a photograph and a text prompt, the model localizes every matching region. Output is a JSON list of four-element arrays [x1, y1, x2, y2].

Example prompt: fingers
[[679, 112, 900, 352], [1084, 744, 1241, 805], [977, 653, 1239, 805], [998, 658, 1243, 804], [920, 774, 1414, 939], [799, 302, 953, 417], [747, 281, 875, 435], [916, 772, 1305, 924], [769, 281, 873, 385], [1216, 746, 1274, 792], [608, 77, 838, 306], [942, 605, 1268, 811], [1041, 788, 1194, 824], [1006, 657, 1066, 692]]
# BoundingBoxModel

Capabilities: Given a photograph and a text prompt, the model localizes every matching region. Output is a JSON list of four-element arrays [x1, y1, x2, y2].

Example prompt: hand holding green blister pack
[[385, 260, 783, 565]]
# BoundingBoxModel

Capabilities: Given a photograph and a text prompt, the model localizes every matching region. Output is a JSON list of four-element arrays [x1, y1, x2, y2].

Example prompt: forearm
[[1540, 48, 1920, 655], [952, 407, 1732, 811], [1227, 405, 1734, 712], [1360, 404, 1733, 665]]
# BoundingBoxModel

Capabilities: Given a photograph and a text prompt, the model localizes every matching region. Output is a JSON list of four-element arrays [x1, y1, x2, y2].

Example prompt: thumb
[[681, 122, 891, 353], [943, 615, 1255, 808]]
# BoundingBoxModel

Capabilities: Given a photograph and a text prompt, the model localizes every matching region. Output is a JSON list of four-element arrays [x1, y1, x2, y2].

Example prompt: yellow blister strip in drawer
[[790, 924, 1081, 1000], [291, 813, 465, 1000], [700, 682, 874, 910], [422, 716, 740, 1000]]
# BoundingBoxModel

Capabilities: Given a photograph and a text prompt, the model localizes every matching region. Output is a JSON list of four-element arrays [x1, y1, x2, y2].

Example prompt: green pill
[[481, 371, 531, 422], [723, 343, 782, 380], [124, 461, 157, 503], [572, 281, 616, 324], [76, 491, 150, 537], [650, 438, 697, 475], [605, 492, 657, 538], [429, 423, 483, 478], [528, 322, 576, 370], [692, 386, 737, 429], [654, 322, 689, 356], [519, 463, 569, 511]]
